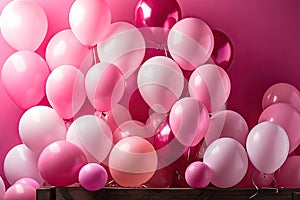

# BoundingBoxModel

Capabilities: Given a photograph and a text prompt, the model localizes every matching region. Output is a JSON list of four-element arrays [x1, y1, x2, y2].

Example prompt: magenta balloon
[[185, 161, 213, 188], [258, 103, 300, 153], [38, 140, 87, 186], [146, 167, 173, 188], [203, 138, 248, 188], [246, 121, 289, 174], [277, 156, 300, 188], [4, 183, 36, 200], [79, 163, 108, 191], [129, 89, 151, 123], [1, 51, 50, 110], [154, 118, 175, 150], [262, 83, 300, 112]]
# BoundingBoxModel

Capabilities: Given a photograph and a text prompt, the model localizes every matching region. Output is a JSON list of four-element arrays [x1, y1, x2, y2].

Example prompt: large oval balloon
[[1, 50, 50, 110], [46, 65, 86, 119], [168, 17, 214, 71], [69, 0, 111, 46], [246, 121, 289, 174], [97, 22, 146, 78], [0, 0, 48, 51]]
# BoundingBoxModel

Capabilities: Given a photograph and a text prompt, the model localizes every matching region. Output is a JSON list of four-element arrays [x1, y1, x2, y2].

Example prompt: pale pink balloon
[[169, 97, 209, 147], [46, 65, 86, 119], [138, 56, 184, 113], [0, 0, 48, 51], [188, 64, 231, 113], [262, 82, 300, 112], [0, 176, 5, 200], [185, 161, 213, 188], [19, 106, 67, 155], [259, 103, 300, 153], [69, 0, 111, 46], [15, 178, 40, 190], [277, 156, 300, 188], [167, 17, 214, 71], [246, 121, 289, 174], [203, 138, 248, 188], [85, 63, 125, 112], [4, 144, 43, 185], [97, 22, 145, 78], [205, 110, 249, 147], [66, 115, 113, 163], [4, 183, 36, 200], [45, 29, 91, 71], [1, 50, 50, 110]]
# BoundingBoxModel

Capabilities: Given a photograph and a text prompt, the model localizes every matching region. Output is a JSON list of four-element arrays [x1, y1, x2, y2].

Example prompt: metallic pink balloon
[[211, 30, 234, 70]]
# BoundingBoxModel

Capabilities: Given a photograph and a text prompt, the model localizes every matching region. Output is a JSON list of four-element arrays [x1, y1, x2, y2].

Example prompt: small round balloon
[[185, 161, 213, 188], [79, 163, 108, 191]]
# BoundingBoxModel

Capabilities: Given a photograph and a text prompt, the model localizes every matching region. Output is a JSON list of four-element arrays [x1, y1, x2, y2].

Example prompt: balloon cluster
[[0, 0, 299, 199]]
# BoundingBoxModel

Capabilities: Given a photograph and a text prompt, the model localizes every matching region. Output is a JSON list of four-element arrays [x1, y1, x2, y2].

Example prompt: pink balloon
[[259, 103, 300, 153], [0, 176, 5, 200], [4, 183, 36, 200], [169, 97, 210, 147], [97, 22, 146, 78], [69, 0, 111, 46], [138, 56, 184, 113], [188, 64, 231, 113], [85, 63, 125, 112], [1, 0, 48, 51], [129, 89, 151, 123], [46, 65, 86, 119], [1, 50, 50, 110], [262, 83, 300, 112], [66, 115, 113, 163], [168, 17, 214, 71], [19, 106, 66, 154], [79, 163, 108, 191], [4, 144, 43, 185], [15, 178, 40, 190], [38, 140, 87, 186], [185, 161, 213, 188], [45, 29, 91, 71], [203, 138, 248, 188], [145, 167, 173, 188], [277, 156, 300, 188], [109, 136, 158, 187], [246, 121, 289, 174]]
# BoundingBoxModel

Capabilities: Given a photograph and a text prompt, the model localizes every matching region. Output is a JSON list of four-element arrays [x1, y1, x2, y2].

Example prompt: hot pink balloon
[[45, 29, 91, 71], [4, 183, 36, 200], [168, 17, 214, 71], [262, 83, 300, 111], [38, 140, 87, 186], [185, 161, 213, 188], [15, 178, 40, 190], [0, 0, 48, 51], [79, 163, 108, 191], [1, 50, 50, 110], [246, 121, 289, 174], [188, 64, 231, 113], [203, 138, 248, 188], [169, 97, 210, 147], [277, 156, 300, 188], [69, 0, 111, 46], [259, 103, 300, 153], [85, 63, 125, 112], [46, 65, 86, 119]]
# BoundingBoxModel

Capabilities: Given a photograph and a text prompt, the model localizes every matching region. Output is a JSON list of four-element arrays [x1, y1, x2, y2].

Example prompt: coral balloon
[[69, 0, 111, 46], [185, 161, 213, 188], [188, 64, 231, 113], [1, 51, 50, 110], [277, 156, 300, 188], [246, 121, 289, 174], [4, 183, 36, 200], [79, 163, 108, 191], [38, 141, 87, 186], [46, 65, 86, 119], [1, 0, 48, 51], [109, 136, 157, 187], [168, 17, 214, 71]]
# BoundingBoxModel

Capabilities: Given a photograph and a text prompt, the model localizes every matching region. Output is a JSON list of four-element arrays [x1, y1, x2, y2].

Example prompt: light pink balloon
[[205, 110, 249, 147], [4, 183, 36, 200], [66, 115, 113, 163], [85, 63, 125, 112], [246, 121, 289, 174], [15, 178, 40, 190], [167, 17, 214, 71], [138, 56, 184, 113], [1, 50, 50, 110], [97, 22, 145, 78], [185, 161, 213, 188], [259, 103, 300, 153], [188, 64, 231, 113], [69, 0, 111, 46], [46, 65, 86, 119], [277, 156, 300, 188], [0, 176, 5, 200], [45, 29, 91, 71], [0, 0, 48, 51], [19, 106, 67, 154], [169, 97, 209, 147], [4, 144, 43, 186], [203, 137, 248, 188]]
